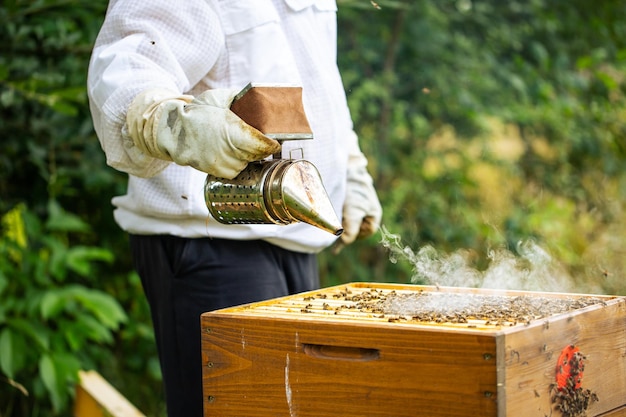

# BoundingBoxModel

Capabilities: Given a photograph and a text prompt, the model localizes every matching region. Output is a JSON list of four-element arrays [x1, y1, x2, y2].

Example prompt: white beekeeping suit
[[88, 0, 379, 252]]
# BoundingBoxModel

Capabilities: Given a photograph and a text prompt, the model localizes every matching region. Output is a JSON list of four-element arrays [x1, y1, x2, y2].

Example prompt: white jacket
[[87, 0, 360, 253]]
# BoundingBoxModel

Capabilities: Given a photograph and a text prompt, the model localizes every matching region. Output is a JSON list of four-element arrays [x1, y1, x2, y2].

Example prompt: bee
[[599, 266, 611, 279]]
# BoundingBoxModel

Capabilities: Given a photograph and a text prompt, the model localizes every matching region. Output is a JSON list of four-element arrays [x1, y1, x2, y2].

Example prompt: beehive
[[201, 283, 626, 417]]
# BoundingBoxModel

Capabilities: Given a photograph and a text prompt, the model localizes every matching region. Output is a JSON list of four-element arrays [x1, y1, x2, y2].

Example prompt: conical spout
[[205, 159, 343, 236], [277, 160, 343, 236]]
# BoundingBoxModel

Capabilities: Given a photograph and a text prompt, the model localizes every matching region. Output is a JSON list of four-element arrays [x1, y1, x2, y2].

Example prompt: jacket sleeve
[[87, 0, 224, 177]]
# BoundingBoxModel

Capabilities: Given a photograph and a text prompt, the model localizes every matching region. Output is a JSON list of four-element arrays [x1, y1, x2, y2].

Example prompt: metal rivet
[[207, 362, 214, 368], [483, 353, 493, 360], [484, 391, 493, 398], [207, 395, 215, 403], [206, 328, 212, 333]]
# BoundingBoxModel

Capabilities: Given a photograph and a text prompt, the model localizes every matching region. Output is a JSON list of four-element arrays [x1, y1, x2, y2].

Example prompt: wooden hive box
[[201, 283, 626, 417]]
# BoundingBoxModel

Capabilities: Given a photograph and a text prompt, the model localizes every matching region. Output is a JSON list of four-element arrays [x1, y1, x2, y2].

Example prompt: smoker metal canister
[[204, 158, 343, 236]]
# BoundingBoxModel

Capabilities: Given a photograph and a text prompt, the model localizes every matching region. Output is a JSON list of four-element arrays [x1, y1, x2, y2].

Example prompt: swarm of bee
[[550, 347, 599, 417], [304, 288, 606, 327]]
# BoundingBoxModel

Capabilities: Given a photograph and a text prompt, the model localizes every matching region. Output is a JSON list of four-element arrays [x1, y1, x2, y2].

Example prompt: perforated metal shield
[[204, 159, 343, 236]]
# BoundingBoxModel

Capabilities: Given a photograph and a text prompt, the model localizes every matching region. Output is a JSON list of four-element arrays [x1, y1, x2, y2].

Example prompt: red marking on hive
[[556, 345, 584, 390]]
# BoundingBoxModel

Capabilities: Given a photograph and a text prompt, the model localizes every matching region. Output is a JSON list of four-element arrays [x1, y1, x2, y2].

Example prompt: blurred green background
[[1, 0, 624, 415]]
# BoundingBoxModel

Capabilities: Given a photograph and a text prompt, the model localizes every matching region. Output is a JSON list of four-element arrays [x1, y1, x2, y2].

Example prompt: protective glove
[[333, 140, 382, 253], [126, 88, 281, 179]]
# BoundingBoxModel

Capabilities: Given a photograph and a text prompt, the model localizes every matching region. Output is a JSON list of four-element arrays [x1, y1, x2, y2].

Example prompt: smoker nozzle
[[205, 159, 343, 236]]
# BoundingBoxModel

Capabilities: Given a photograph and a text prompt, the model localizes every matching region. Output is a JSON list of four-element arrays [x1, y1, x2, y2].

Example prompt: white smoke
[[380, 226, 582, 293]]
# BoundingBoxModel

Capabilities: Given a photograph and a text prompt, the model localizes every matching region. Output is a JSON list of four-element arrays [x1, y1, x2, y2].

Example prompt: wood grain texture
[[201, 283, 626, 417], [597, 405, 626, 416]]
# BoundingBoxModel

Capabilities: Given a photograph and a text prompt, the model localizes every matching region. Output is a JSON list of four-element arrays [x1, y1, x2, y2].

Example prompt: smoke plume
[[380, 226, 598, 293]]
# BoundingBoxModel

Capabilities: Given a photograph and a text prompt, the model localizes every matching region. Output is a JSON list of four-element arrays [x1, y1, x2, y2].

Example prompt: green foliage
[[0, 1, 163, 416], [0, 203, 126, 415], [328, 0, 626, 291], [1, 0, 626, 416]]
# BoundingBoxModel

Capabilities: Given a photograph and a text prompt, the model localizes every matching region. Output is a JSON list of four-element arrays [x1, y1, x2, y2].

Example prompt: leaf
[[47, 98, 78, 116], [7, 318, 49, 350], [0, 327, 28, 380], [66, 246, 114, 277], [75, 315, 113, 344], [45, 199, 90, 233], [54, 353, 81, 389], [40, 289, 65, 320], [0, 328, 15, 378], [74, 287, 127, 330], [37, 352, 80, 412], [62, 324, 83, 351], [596, 71, 619, 91], [51, 86, 87, 104], [0, 270, 8, 296], [39, 353, 64, 413], [42, 235, 69, 281]]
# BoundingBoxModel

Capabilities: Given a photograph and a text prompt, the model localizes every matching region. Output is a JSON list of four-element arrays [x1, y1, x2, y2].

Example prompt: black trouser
[[129, 235, 319, 417]]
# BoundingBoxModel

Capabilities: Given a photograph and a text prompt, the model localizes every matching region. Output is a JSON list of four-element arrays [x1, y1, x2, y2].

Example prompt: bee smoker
[[204, 83, 343, 236]]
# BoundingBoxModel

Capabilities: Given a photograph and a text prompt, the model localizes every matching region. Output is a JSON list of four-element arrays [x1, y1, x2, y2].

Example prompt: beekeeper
[[87, 1, 382, 416]]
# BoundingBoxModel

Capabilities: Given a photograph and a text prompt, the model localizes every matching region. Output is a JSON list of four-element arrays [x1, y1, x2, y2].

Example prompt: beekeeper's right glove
[[332, 131, 382, 254], [126, 88, 281, 179]]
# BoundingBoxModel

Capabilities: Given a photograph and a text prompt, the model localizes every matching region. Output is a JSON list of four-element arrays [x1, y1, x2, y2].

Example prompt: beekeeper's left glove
[[126, 88, 281, 179]]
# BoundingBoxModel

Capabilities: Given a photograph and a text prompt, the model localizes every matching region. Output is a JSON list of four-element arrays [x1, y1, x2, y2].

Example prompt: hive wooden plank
[[597, 405, 626, 416], [203, 316, 497, 416], [201, 283, 626, 417], [498, 296, 626, 416], [73, 370, 146, 417]]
